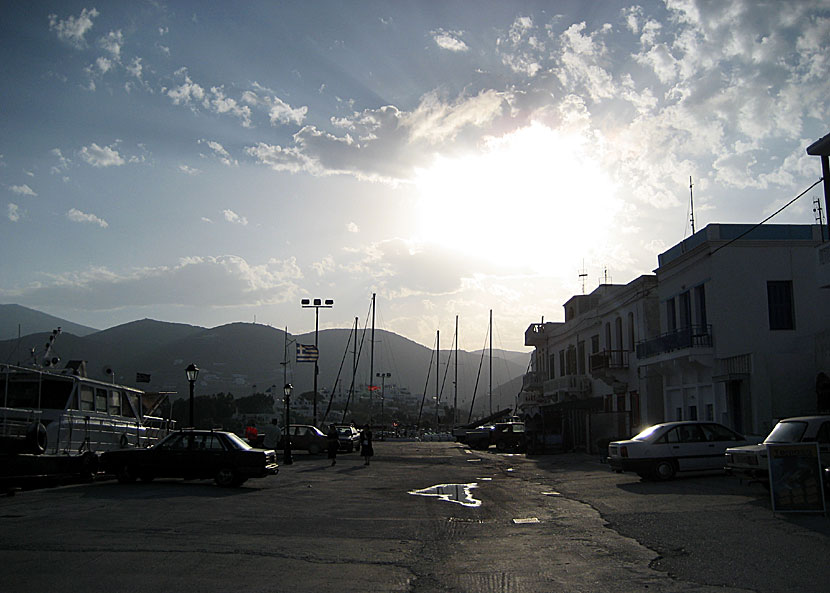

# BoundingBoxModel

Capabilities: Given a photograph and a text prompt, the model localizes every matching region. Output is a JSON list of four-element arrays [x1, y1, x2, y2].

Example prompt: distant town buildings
[[520, 223, 830, 453]]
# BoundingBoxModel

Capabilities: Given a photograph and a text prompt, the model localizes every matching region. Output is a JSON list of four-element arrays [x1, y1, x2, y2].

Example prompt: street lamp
[[185, 363, 199, 427], [283, 383, 293, 465], [301, 297, 334, 426], [376, 372, 391, 440]]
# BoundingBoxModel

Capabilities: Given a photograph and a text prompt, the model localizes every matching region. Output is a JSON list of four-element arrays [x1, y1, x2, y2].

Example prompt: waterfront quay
[[2, 441, 829, 593]]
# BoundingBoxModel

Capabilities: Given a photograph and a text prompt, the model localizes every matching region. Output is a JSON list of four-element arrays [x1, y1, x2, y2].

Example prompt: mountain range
[[0, 304, 529, 417]]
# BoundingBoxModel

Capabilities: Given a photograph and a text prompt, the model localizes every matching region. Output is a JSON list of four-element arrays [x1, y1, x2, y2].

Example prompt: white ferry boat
[[0, 361, 175, 461]]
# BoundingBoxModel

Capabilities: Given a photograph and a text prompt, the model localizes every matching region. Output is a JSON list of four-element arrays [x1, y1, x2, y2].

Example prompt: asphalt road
[[1, 441, 828, 593]]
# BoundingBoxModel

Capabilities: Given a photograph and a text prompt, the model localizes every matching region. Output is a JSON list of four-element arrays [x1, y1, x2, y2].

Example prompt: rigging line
[[710, 177, 824, 256], [466, 325, 490, 424], [322, 325, 354, 424], [340, 298, 374, 423], [416, 335, 437, 430], [437, 327, 455, 405]]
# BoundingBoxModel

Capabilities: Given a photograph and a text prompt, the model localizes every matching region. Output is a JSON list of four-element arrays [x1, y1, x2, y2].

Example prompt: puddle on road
[[408, 483, 482, 507]]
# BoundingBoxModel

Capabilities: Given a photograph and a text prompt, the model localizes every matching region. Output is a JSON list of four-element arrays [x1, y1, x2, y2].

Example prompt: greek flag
[[296, 343, 319, 363]]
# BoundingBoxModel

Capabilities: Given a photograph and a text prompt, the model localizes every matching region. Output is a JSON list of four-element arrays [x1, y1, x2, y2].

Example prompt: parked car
[[491, 422, 527, 452], [607, 421, 749, 480], [725, 415, 830, 486], [335, 425, 361, 452], [277, 424, 328, 454], [100, 429, 278, 487]]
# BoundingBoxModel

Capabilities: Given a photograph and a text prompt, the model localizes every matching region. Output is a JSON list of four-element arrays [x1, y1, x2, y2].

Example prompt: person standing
[[360, 425, 374, 466], [263, 418, 280, 451], [327, 424, 339, 466]]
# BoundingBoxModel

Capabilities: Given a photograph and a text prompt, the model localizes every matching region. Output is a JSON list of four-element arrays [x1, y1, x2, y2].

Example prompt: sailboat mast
[[489, 309, 493, 416], [435, 329, 440, 429], [370, 293, 375, 424], [454, 315, 458, 427]]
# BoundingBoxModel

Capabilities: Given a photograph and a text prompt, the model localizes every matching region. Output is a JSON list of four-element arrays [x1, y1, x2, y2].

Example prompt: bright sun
[[414, 121, 621, 275]]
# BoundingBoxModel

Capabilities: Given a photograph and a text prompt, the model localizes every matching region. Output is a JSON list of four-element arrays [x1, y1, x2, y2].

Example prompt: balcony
[[543, 375, 592, 400], [525, 323, 546, 347], [636, 325, 712, 359], [589, 350, 629, 372]]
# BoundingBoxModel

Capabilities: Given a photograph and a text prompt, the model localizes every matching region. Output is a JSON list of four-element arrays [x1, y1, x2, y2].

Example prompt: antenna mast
[[689, 176, 696, 235], [578, 261, 588, 294]]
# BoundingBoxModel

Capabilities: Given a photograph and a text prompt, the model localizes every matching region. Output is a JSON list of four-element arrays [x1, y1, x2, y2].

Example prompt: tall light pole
[[185, 363, 199, 427], [301, 298, 334, 426], [376, 372, 390, 440], [283, 383, 293, 465]]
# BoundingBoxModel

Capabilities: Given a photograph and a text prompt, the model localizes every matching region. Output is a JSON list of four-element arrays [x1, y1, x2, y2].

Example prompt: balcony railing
[[636, 324, 712, 359], [589, 349, 629, 372], [543, 375, 592, 397]]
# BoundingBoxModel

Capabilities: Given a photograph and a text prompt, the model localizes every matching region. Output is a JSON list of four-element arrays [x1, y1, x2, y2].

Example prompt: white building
[[521, 223, 830, 450], [639, 223, 829, 437]]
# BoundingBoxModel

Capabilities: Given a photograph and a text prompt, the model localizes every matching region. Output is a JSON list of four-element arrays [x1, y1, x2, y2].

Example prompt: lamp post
[[301, 297, 334, 426], [185, 363, 199, 427], [283, 383, 293, 465], [376, 372, 390, 440]]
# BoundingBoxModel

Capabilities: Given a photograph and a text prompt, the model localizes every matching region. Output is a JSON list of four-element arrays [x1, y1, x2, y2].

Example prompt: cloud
[[7, 203, 20, 222], [198, 139, 238, 166], [247, 90, 508, 183], [223, 209, 248, 225], [48, 8, 99, 48], [10, 184, 37, 197], [242, 87, 307, 125], [179, 164, 201, 175], [67, 208, 108, 228], [6, 255, 303, 309], [497, 16, 543, 76], [79, 142, 125, 167], [50, 148, 71, 174], [432, 29, 469, 52], [99, 30, 123, 60], [166, 69, 205, 105], [346, 222, 359, 233]]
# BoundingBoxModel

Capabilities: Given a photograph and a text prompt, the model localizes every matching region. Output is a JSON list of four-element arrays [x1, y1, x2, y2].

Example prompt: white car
[[608, 421, 749, 480], [725, 415, 830, 485]]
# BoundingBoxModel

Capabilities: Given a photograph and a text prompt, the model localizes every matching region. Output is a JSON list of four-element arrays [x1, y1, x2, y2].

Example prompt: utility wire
[[710, 177, 824, 256]]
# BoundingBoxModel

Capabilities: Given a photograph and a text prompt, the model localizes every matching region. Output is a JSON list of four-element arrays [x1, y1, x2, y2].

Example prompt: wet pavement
[[1, 441, 828, 592]]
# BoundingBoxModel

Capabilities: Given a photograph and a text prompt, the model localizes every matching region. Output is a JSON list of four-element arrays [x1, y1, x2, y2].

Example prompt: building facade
[[521, 223, 830, 451]]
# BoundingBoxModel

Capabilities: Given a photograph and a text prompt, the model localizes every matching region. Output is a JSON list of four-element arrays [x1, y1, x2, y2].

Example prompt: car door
[[188, 433, 226, 478], [810, 421, 830, 470], [662, 425, 711, 471], [154, 433, 191, 477]]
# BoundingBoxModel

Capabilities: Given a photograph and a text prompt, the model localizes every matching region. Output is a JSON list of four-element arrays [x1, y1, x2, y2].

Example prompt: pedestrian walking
[[327, 424, 339, 466], [360, 425, 374, 466], [263, 418, 280, 450]]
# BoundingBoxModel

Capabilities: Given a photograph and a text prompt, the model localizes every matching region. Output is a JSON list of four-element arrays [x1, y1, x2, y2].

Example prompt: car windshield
[[764, 421, 808, 443], [630, 424, 665, 441], [225, 432, 252, 450], [337, 427, 352, 435]]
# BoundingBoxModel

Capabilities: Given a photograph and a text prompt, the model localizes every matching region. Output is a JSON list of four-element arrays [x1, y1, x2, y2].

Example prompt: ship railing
[[0, 406, 42, 440]]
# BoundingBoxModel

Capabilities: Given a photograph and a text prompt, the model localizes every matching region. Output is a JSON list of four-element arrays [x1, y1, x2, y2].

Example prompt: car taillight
[[620, 446, 628, 458]]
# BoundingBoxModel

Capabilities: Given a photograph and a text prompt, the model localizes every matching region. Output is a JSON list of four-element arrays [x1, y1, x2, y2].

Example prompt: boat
[[1, 330, 175, 482]]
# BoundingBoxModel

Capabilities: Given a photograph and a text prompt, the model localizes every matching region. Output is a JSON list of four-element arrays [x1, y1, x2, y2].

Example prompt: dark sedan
[[100, 429, 278, 487]]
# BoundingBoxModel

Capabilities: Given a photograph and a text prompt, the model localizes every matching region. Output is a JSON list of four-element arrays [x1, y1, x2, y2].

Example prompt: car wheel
[[117, 464, 137, 484], [215, 467, 238, 487], [308, 443, 321, 455], [652, 460, 677, 480], [496, 440, 507, 451]]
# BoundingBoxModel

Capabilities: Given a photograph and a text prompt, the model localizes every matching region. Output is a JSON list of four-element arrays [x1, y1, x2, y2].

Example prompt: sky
[[2, 1, 829, 352]]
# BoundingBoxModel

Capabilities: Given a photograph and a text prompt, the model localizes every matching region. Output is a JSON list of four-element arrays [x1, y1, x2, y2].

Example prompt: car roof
[[775, 415, 830, 422]]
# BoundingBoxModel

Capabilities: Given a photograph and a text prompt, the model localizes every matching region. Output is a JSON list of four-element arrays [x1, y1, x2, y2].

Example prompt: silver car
[[608, 421, 748, 480]]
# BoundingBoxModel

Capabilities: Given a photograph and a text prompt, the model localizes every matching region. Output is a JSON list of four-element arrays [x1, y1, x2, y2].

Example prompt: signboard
[[767, 443, 826, 513]]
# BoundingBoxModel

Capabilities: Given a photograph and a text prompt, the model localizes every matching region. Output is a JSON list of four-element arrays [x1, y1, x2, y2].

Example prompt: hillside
[[0, 304, 98, 340], [0, 306, 529, 418]]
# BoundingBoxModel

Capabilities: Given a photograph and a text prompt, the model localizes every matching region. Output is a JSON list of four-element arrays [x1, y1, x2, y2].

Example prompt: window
[[688, 405, 698, 420], [95, 388, 107, 413], [614, 317, 623, 350], [627, 313, 635, 352], [666, 299, 677, 332], [591, 334, 599, 354], [815, 422, 830, 444], [80, 386, 94, 411], [108, 390, 121, 416], [694, 284, 707, 327], [705, 404, 714, 421], [548, 353, 555, 379], [559, 350, 565, 376], [767, 280, 794, 330], [679, 291, 691, 329], [577, 341, 585, 374]]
